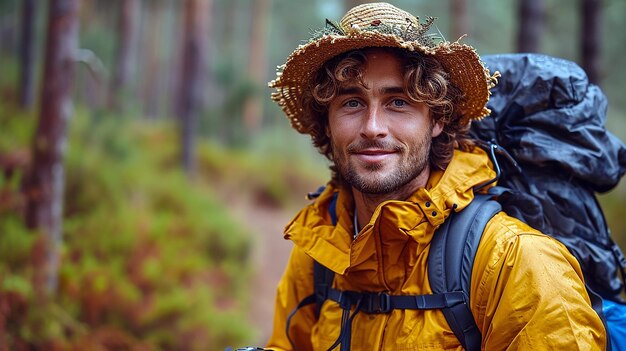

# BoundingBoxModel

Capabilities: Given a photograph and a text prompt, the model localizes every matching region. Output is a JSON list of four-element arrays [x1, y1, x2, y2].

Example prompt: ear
[[431, 121, 443, 138]]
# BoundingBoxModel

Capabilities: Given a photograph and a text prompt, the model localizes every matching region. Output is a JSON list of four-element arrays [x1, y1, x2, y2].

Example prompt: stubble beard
[[333, 135, 433, 195]]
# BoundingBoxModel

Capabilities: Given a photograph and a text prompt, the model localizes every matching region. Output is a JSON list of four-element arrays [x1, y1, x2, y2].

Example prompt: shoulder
[[275, 245, 316, 304], [469, 213, 607, 349], [470, 211, 589, 321], [284, 245, 315, 280], [472, 212, 581, 280]]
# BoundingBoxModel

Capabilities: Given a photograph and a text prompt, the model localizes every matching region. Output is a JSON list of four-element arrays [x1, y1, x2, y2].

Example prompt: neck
[[352, 166, 431, 232]]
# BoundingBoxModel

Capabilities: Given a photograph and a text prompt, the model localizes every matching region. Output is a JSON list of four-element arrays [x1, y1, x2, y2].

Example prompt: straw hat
[[269, 2, 498, 134]]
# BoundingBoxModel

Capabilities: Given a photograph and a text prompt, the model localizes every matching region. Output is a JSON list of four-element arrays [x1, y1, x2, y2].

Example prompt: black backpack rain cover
[[471, 53, 626, 301]]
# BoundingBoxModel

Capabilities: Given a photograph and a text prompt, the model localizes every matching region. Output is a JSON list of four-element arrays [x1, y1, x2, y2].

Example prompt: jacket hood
[[283, 147, 496, 288]]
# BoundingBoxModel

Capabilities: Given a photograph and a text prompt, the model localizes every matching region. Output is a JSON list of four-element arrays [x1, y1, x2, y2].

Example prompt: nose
[[360, 106, 387, 139]]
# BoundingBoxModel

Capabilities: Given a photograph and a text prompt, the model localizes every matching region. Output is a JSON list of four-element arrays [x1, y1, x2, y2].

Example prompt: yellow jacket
[[266, 148, 606, 350]]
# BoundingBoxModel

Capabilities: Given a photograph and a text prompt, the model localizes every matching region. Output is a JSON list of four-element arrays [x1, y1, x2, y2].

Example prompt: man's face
[[327, 49, 443, 195]]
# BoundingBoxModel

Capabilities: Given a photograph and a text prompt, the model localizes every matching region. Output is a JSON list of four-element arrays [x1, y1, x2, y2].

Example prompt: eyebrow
[[379, 86, 405, 95], [336, 85, 406, 96], [336, 86, 364, 97]]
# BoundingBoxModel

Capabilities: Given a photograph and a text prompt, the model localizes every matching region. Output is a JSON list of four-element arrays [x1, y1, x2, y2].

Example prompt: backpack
[[287, 53, 626, 351], [474, 53, 626, 302]]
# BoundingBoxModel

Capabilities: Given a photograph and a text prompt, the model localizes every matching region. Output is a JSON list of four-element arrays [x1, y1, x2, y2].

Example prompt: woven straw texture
[[269, 2, 497, 134]]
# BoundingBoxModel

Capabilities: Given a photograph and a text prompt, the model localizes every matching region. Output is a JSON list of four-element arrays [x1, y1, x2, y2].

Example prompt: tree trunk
[[25, 0, 79, 297], [109, 0, 141, 112], [19, 0, 38, 109], [516, 0, 545, 53], [242, 0, 271, 132], [142, 1, 163, 119], [450, 0, 469, 41], [165, 0, 181, 120], [581, 0, 602, 84], [178, 0, 211, 176]]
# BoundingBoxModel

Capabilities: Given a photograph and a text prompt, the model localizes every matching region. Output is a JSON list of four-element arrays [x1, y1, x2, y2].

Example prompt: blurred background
[[0, 0, 624, 350]]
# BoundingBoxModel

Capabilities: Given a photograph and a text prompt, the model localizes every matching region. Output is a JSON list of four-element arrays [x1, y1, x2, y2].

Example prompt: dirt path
[[220, 192, 297, 346]]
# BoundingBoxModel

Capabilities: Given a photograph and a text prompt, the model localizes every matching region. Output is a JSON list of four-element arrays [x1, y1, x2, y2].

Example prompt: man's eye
[[345, 100, 360, 108], [392, 99, 407, 107]]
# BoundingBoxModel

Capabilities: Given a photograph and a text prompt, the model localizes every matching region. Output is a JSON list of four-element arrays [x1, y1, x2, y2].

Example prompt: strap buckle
[[365, 292, 391, 314]]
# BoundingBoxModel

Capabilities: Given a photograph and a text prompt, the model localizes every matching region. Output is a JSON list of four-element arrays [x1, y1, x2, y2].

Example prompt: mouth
[[352, 148, 397, 163]]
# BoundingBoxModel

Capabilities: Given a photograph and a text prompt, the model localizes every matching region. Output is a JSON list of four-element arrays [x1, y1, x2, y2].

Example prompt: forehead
[[362, 48, 405, 65], [340, 48, 405, 90], [363, 48, 404, 75]]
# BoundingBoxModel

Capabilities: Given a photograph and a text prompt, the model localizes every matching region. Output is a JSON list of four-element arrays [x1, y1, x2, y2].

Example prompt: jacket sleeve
[[472, 213, 607, 350], [266, 246, 317, 351]]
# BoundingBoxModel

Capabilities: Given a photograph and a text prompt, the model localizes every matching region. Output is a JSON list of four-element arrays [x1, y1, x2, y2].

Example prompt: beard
[[332, 133, 433, 195]]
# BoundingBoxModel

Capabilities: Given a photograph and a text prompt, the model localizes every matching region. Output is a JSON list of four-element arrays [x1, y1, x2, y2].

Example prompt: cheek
[[328, 127, 348, 150], [327, 115, 354, 145]]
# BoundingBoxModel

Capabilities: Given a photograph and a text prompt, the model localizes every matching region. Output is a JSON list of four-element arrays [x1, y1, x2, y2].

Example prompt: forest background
[[0, 0, 625, 350]]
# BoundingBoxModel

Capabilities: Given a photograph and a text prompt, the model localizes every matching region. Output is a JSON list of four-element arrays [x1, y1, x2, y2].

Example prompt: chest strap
[[326, 288, 469, 314], [318, 288, 470, 351]]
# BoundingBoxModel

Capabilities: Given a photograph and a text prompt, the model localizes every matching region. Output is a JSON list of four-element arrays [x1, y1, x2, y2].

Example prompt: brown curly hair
[[300, 47, 474, 186]]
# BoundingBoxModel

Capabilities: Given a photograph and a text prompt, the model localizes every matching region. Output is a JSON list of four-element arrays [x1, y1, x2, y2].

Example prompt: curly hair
[[300, 47, 473, 186]]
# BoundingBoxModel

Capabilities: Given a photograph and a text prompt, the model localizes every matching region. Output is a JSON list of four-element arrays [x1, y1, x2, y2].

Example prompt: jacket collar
[[283, 148, 496, 276]]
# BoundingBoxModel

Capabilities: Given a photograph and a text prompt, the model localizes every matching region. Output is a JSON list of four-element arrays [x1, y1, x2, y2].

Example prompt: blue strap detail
[[328, 192, 338, 225], [313, 260, 335, 317], [306, 185, 327, 200]]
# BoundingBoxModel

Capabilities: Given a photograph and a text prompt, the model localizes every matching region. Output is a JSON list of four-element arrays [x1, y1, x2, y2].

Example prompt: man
[[266, 2, 606, 350]]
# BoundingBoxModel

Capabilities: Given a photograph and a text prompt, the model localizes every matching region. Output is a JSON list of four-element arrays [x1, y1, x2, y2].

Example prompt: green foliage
[[0, 107, 255, 350], [197, 126, 327, 209], [0, 216, 35, 269], [0, 107, 36, 153]]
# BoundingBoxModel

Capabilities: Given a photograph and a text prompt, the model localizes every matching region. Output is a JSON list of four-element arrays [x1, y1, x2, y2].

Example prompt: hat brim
[[270, 31, 494, 134]]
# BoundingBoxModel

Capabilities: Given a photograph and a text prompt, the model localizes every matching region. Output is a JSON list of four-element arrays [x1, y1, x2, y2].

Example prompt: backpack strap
[[313, 259, 335, 317], [428, 193, 502, 351]]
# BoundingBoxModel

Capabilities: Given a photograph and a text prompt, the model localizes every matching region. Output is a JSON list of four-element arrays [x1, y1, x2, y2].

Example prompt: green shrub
[[0, 108, 255, 350]]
